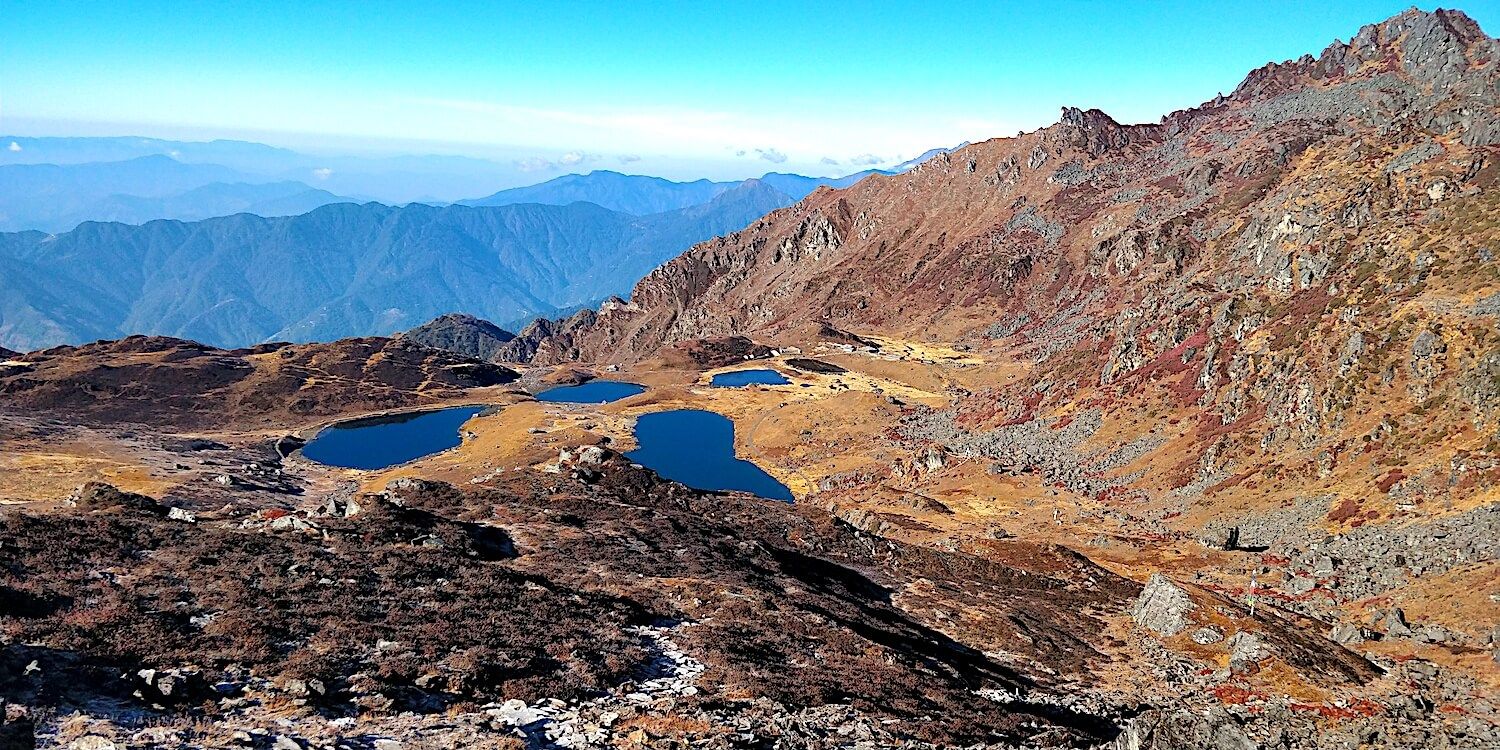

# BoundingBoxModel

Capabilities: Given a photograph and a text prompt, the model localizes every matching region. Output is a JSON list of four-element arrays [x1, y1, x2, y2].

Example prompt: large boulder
[[1131, 574, 1197, 636], [1109, 709, 1255, 750]]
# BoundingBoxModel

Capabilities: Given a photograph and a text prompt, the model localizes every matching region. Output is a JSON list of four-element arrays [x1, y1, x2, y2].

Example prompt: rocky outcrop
[[0, 335, 518, 428], [659, 335, 773, 369], [495, 308, 598, 363], [66, 482, 164, 515], [786, 357, 847, 374], [402, 313, 515, 361]]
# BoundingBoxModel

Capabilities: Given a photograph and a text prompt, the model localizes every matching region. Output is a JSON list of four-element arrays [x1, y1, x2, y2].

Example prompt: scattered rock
[[1192, 626, 1225, 645], [1380, 607, 1413, 638], [1108, 709, 1255, 750], [1329, 622, 1367, 645], [1228, 631, 1267, 671]]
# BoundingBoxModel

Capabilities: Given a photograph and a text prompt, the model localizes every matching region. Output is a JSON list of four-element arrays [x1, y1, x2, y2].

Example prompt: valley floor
[[1, 330, 1494, 749]]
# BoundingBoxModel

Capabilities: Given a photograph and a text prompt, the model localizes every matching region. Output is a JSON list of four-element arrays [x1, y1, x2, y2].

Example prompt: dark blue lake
[[625, 409, 794, 502], [536, 381, 646, 403], [301, 406, 483, 470], [710, 369, 790, 387]]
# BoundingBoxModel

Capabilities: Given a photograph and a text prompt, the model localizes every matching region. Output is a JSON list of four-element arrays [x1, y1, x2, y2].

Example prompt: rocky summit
[[1, 8, 1498, 750]]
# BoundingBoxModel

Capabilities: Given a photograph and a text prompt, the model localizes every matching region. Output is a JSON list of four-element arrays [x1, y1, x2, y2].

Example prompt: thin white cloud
[[617, 154, 641, 163], [390, 96, 1027, 167], [515, 156, 555, 172], [7, 142, 20, 152], [849, 153, 883, 166], [312, 167, 333, 180], [755, 148, 787, 164], [820, 156, 840, 166], [559, 151, 598, 166]]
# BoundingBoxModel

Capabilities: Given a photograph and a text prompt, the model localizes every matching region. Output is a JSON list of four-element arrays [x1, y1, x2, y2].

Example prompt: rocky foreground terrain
[[1, 7, 1498, 750]]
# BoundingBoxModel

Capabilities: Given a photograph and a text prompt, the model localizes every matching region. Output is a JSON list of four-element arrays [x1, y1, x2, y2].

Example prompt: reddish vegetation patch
[[1193, 404, 1266, 443], [1376, 469, 1407, 493], [1138, 326, 1212, 380], [1268, 287, 1335, 350], [1328, 498, 1363, 524], [1212, 685, 1257, 704], [1206, 470, 1257, 495], [1289, 699, 1385, 719], [1094, 486, 1149, 505], [1168, 370, 1207, 406]]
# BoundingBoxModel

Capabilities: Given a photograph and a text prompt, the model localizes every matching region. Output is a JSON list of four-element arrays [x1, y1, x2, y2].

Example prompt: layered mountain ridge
[[461, 168, 889, 215], [0, 180, 793, 350], [0, 155, 356, 233]]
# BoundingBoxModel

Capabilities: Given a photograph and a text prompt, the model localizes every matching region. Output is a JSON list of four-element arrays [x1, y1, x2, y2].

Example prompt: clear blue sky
[[4, 1, 1497, 176]]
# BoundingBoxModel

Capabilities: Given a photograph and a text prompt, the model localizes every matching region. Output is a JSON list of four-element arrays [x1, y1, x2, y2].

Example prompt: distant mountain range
[[0, 133, 903, 349], [0, 179, 797, 350], [889, 142, 971, 172], [0, 155, 353, 232], [2, 135, 911, 208], [461, 169, 889, 215], [1, 136, 530, 205]]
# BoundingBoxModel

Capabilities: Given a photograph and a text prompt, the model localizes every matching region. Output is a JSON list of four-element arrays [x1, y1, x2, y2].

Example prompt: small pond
[[710, 368, 790, 387], [536, 381, 646, 404], [625, 409, 794, 502], [300, 405, 484, 470]]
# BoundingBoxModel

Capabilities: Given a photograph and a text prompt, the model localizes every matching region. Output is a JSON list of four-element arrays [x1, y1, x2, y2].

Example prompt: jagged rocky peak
[[495, 307, 598, 363], [1054, 106, 1166, 156], [402, 313, 516, 361], [1235, 7, 1497, 99]]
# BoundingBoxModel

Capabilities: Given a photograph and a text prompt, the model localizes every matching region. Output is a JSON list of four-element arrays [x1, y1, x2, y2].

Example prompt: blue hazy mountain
[[0, 156, 353, 232], [462, 169, 888, 215], [462, 171, 733, 214], [1, 136, 525, 204], [0, 179, 794, 351]]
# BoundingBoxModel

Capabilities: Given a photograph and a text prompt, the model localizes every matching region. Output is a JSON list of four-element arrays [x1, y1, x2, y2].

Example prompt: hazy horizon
[[8, 0, 1488, 183]]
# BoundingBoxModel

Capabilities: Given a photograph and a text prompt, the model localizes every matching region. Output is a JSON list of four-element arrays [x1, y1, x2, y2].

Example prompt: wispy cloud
[[312, 167, 333, 179], [395, 96, 1013, 168], [819, 156, 840, 166], [515, 156, 555, 172], [559, 151, 599, 166], [755, 148, 787, 164], [617, 154, 641, 163], [8, 142, 21, 152]]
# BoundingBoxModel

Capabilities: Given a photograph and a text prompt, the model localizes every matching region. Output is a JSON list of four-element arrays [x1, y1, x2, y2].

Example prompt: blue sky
[[5, 1, 1497, 178]]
